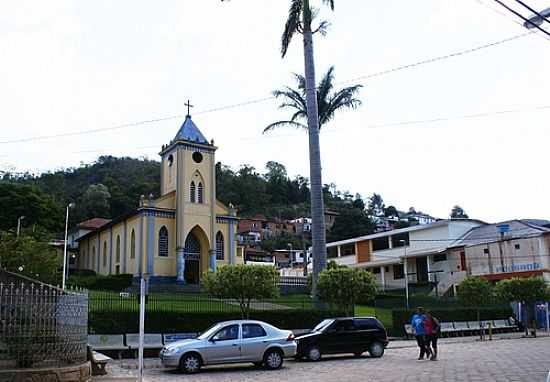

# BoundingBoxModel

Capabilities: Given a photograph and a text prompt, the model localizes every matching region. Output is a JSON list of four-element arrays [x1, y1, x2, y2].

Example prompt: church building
[[75, 112, 241, 284]]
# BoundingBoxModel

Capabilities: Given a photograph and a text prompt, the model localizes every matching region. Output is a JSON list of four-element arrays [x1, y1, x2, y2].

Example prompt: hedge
[[89, 309, 344, 334], [68, 273, 133, 291], [392, 306, 513, 335]]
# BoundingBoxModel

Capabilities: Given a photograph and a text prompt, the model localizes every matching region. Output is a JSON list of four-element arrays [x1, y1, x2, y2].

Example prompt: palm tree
[[263, 66, 362, 133], [223, 0, 336, 298]]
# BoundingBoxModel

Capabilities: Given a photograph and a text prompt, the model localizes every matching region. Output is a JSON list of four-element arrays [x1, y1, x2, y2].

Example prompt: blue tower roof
[[173, 115, 209, 144]]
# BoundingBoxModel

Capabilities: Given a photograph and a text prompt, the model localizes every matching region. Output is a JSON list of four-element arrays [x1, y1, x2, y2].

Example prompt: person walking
[[424, 312, 440, 361], [411, 307, 431, 360]]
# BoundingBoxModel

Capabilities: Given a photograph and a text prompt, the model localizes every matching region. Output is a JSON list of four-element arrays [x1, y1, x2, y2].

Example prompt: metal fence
[[0, 281, 89, 369]]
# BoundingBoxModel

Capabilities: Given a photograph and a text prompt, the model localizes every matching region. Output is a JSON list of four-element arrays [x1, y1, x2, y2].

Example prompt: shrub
[[89, 308, 345, 335], [68, 273, 133, 291], [203, 265, 279, 318], [317, 267, 377, 315]]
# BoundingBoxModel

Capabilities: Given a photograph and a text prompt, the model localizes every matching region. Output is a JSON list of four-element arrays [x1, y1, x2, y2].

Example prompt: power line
[[473, 0, 550, 41], [492, 0, 550, 37], [0, 31, 534, 146], [512, 0, 550, 25]]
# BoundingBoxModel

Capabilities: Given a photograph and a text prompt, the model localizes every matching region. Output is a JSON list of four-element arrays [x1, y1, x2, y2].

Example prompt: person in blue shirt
[[411, 306, 431, 360]]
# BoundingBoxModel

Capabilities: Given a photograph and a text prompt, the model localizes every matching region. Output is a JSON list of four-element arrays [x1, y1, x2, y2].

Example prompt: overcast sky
[[1, 0, 549, 223]]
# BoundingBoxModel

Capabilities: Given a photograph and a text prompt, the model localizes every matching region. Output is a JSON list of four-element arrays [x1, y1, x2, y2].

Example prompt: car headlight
[[163, 346, 182, 356]]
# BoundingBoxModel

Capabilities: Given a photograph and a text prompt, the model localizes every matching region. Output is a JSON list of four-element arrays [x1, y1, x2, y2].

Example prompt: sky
[[1, 0, 549, 223]]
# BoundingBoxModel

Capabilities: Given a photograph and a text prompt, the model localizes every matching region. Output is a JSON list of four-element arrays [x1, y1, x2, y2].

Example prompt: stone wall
[[0, 362, 91, 382]]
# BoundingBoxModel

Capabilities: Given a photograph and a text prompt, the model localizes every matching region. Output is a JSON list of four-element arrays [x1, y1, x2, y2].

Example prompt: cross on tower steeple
[[185, 100, 194, 117]]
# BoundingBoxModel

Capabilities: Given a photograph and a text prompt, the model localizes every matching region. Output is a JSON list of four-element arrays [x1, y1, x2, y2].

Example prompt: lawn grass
[[355, 305, 393, 330]]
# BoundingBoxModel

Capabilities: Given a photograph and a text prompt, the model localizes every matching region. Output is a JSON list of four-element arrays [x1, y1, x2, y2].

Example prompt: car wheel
[[368, 342, 385, 358], [263, 349, 283, 370], [179, 353, 201, 374], [306, 345, 322, 362]]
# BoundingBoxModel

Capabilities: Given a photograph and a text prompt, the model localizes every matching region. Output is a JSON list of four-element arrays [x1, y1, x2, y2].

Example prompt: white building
[[327, 219, 485, 293]]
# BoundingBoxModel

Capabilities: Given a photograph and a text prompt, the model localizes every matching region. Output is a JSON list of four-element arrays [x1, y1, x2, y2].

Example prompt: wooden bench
[[87, 347, 112, 376]]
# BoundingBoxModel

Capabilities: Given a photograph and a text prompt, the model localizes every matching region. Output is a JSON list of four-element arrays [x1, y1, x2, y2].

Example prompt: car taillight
[[287, 333, 295, 341]]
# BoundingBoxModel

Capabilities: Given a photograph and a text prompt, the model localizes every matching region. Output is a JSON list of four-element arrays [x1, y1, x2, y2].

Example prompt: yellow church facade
[[76, 114, 241, 284]]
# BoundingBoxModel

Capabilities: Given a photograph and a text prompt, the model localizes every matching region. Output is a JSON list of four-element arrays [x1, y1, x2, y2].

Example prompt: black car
[[295, 317, 388, 361]]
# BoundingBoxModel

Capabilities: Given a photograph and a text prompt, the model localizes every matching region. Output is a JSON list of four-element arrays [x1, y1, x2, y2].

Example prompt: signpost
[[138, 274, 150, 382]]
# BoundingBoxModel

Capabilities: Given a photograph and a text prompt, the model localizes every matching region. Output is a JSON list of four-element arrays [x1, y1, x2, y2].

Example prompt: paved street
[[98, 336, 550, 382]]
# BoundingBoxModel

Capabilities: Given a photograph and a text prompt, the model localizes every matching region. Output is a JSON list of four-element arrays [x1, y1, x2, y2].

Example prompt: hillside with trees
[[0, 156, 446, 242]]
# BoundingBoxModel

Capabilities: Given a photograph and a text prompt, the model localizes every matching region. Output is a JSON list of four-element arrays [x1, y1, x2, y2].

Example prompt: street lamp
[[399, 239, 409, 309], [523, 6, 550, 29], [62, 202, 76, 290], [16, 216, 25, 237]]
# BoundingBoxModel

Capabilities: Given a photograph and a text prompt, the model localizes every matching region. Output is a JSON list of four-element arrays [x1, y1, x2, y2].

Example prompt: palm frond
[[273, 86, 307, 113], [321, 85, 363, 125], [281, 0, 303, 58], [263, 120, 307, 134]]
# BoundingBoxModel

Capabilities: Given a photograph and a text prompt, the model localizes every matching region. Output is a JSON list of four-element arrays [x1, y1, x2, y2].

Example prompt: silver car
[[160, 320, 297, 373]]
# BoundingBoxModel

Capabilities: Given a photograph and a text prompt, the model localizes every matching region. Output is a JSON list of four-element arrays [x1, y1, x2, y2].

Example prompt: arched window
[[115, 235, 121, 263], [130, 229, 136, 259], [103, 241, 107, 268], [92, 246, 96, 269], [198, 182, 204, 204], [158, 226, 169, 257], [190, 181, 196, 203], [216, 231, 224, 260]]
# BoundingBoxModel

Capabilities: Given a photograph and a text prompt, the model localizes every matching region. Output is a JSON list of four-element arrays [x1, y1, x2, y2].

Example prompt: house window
[[393, 264, 404, 279], [190, 181, 196, 203], [484, 248, 490, 254], [167, 154, 174, 167], [103, 241, 107, 268], [327, 247, 338, 259], [391, 233, 410, 248], [198, 182, 204, 203], [115, 236, 121, 263], [158, 226, 169, 257], [514, 244, 520, 250], [216, 231, 224, 260], [373, 237, 390, 251], [341, 244, 355, 256], [433, 254, 447, 262], [372, 267, 381, 274], [130, 230, 136, 259]]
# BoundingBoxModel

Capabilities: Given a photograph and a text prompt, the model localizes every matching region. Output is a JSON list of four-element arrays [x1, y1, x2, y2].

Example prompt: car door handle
[[232, 344, 239, 347]]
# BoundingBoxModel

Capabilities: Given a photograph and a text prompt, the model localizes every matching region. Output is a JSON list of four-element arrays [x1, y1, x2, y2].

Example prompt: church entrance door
[[184, 232, 201, 284]]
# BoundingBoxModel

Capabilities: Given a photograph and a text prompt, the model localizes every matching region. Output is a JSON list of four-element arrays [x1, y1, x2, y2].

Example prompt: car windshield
[[197, 324, 222, 340], [313, 319, 334, 332]]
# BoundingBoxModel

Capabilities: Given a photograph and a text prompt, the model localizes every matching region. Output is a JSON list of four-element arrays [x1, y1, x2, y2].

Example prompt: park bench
[[453, 321, 470, 336], [163, 333, 198, 344], [492, 319, 517, 333], [126, 333, 164, 356], [439, 322, 456, 336], [88, 334, 128, 358], [87, 346, 112, 376]]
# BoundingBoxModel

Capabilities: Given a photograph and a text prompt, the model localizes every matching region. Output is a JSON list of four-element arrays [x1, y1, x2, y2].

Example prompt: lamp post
[[16, 216, 25, 237], [62, 203, 75, 290]]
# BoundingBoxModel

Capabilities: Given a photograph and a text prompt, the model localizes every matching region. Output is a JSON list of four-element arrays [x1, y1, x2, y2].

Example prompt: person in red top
[[424, 312, 440, 361]]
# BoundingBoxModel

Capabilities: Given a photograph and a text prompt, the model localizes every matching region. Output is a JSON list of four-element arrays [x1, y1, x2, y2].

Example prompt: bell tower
[[159, 103, 217, 283]]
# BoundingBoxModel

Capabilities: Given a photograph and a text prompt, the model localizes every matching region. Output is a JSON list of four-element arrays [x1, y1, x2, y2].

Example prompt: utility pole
[[16, 216, 25, 237], [62, 203, 75, 290]]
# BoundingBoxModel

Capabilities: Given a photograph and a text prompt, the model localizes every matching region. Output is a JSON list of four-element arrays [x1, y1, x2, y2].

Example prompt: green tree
[[317, 267, 377, 316], [457, 277, 494, 340], [0, 231, 61, 285], [450, 205, 469, 219], [203, 265, 280, 318], [367, 193, 385, 217], [0, 183, 64, 233], [328, 207, 375, 242], [495, 277, 550, 337], [81, 184, 111, 219], [263, 66, 362, 133]]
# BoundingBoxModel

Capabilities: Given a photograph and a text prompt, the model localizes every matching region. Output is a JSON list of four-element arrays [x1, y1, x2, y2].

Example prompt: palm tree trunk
[[302, 0, 327, 300]]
